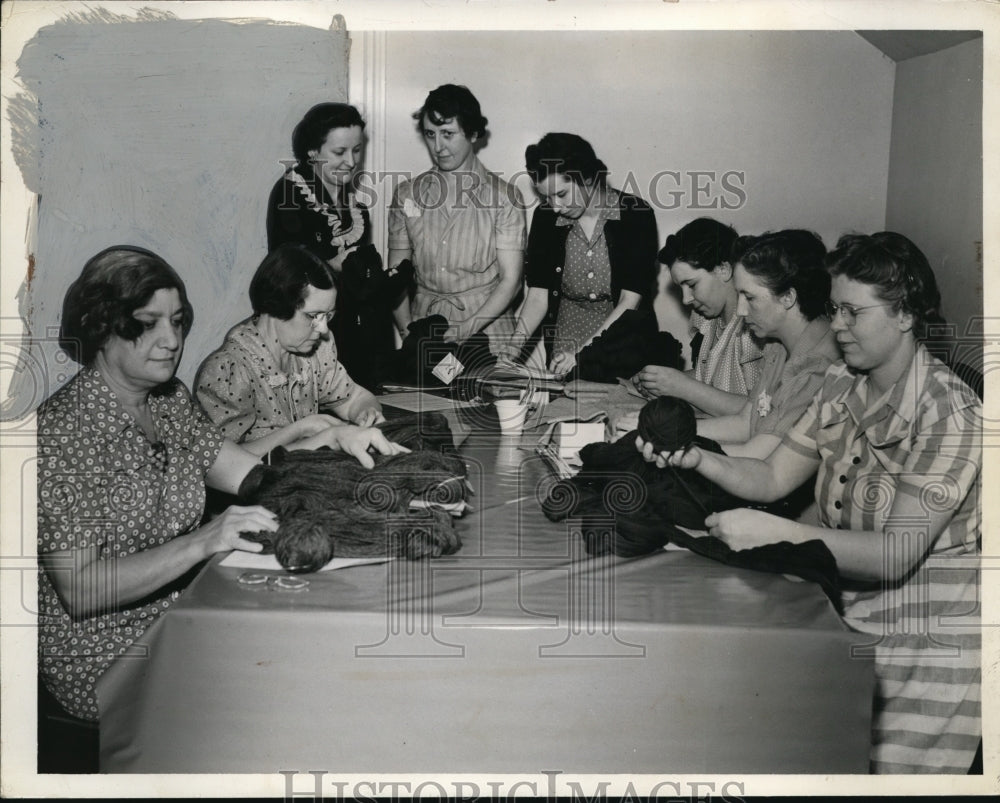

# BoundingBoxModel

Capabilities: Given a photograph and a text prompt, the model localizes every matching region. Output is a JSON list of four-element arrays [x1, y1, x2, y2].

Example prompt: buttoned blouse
[[524, 190, 658, 356], [37, 367, 225, 720], [747, 318, 841, 439], [195, 317, 355, 443], [556, 198, 618, 302], [783, 346, 980, 543], [780, 345, 981, 773], [388, 156, 525, 297]]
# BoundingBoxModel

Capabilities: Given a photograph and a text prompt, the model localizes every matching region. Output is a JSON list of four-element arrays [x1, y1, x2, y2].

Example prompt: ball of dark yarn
[[636, 396, 697, 454], [273, 511, 335, 574]]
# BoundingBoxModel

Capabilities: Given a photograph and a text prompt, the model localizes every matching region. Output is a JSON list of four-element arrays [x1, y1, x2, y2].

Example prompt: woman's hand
[[354, 407, 385, 428], [704, 508, 786, 550], [548, 351, 577, 377], [296, 413, 345, 438], [634, 365, 684, 398], [444, 320, 476, 344], [315, 424, 410, 468], [196, 504, 278, 557], [635, 434, 703, 470], [327, 245, 359, 274]]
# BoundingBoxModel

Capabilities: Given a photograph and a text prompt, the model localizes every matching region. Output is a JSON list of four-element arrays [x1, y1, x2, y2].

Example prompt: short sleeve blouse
[[37, 368, 224, 720], [195, 318, 354, 443]]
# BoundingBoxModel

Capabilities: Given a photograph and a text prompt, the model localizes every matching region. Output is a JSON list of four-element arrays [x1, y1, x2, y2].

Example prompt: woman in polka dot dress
[[195, 244, 385, 457], [504, 133, 658, 376], [37, 246, 400, 722]]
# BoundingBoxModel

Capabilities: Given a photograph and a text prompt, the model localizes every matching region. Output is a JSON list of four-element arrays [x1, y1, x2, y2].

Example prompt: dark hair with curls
[[525, 133, 609, 188], [59, 246, 193, 366], [826, 231, 944, 339], [412, 84, 487, 140], [732, 229, 830, 320], [292, 103, 366, 165], [249, 244, 335, 321], [657, 217, 739, 272]]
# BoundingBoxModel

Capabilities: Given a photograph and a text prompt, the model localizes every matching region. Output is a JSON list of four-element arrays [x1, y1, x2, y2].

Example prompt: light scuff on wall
[[8, 9, 349, 401]]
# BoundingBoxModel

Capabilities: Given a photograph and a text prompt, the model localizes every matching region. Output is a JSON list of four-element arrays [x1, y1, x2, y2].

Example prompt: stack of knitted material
[[541, 396, 843, 611], [567, 308, 683, 383], [375, 314, 496, 394], [339, 249, 414, 306], [237, 412, 468, 573]]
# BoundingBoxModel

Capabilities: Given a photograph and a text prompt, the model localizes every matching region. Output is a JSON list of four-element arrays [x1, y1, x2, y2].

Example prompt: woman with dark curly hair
[[505, 132, 658, 376], [673, 229, 841, 460], [196, 244, 384, 455], [267, 102, 395, 391], [388, 84, 525, 354], [37, 246, 400, 727], [641, 232, 981, 773]]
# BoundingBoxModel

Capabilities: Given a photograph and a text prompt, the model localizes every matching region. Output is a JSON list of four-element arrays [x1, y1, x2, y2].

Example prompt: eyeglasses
[[302, 310, 335, 326], [825, 300, 893, 326]]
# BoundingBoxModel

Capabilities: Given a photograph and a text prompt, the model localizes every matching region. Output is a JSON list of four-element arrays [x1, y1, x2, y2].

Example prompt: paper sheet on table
[[219, 552, 392, 572], [379, 390, 481, 412]]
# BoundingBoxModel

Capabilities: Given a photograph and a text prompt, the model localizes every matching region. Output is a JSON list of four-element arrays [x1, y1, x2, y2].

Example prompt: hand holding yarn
[[311, 425, 409, 468], [634, 365, 685, 399], [197, 505, 276, 558], [634, 396, 701, 470], [548, 351, 577, 377]]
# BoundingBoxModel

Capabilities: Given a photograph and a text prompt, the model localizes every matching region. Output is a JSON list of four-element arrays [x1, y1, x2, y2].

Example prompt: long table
[[98, 400, 873, 773]]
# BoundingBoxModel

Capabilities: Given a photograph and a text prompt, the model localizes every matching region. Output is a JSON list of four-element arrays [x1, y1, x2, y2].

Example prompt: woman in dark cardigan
[[266, 103, 394, 391], [504, 132, 658, 376]]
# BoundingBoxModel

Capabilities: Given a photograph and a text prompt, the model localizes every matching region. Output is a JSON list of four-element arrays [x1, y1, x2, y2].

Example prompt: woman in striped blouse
[[640, 231, 981, 774]]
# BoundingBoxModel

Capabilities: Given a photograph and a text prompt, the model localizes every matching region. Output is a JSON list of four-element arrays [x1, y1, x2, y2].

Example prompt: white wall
[[885, 37, 983, 369], [10, 14, 349, 394], [373, 30, 894, 252], [363, 30, 894, 358]]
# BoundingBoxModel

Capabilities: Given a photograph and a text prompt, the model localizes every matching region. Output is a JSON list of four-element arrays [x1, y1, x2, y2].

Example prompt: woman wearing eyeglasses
[[196, 244, 385, 456], [639, 231, 981, 774]]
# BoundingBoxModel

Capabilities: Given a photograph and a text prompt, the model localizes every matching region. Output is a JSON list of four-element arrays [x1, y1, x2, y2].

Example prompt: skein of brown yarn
[[636, 396, 698, 454], [237, 447, 469, 573]]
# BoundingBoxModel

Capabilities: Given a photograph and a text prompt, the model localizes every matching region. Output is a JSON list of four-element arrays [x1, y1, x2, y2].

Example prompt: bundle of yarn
[[541, 396, 843, 610], [339, 249, 414, 306], [567, 308, 683, 383], [375, 314, 496, 392], [636, 395, 698, 454], [237, 412, 468, 573]]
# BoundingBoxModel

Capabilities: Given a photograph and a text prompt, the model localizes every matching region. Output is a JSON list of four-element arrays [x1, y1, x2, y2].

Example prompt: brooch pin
[[756, 389, 772, 418], [403, 198, 422, 218]]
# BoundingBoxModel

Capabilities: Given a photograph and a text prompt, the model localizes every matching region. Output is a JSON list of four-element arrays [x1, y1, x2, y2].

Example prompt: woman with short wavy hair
[[506, 132, 658, 376]]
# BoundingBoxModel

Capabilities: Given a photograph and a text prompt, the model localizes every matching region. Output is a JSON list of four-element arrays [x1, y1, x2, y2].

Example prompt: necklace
[[288, 168, 365, 250]]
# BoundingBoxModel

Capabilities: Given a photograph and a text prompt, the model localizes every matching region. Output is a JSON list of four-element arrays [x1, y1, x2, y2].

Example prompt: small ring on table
[[274, 575, 310, 591], [237, 572, 269, 586]]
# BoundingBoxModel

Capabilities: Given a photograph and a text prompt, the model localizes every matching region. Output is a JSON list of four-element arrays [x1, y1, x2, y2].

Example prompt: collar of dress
[[226, 317, 308, 388], [77, 365, 180, 441], [830, 343, 937, 446], [554, 187, 623, 227]]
